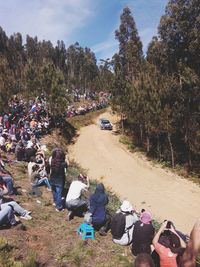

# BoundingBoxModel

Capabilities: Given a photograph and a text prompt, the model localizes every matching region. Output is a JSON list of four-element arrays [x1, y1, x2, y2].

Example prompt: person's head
[[52, 148, 65, 161], [78, 173, 87, 183], [134, 253, 154, 267], [140, 211, 152, 224], [32, 164, 39, 172], [159, 231, 183, 254], [120, 200, 134, 213], [95, 183, 105, 194]]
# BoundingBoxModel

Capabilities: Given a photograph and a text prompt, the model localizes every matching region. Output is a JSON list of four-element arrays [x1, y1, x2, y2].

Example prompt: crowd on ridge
[[0, 95, 199, 267]]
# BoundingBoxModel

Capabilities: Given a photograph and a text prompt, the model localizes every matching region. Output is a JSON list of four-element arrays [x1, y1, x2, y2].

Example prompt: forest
[[111, 0, 200, 174], [0, 0, 199, 174]]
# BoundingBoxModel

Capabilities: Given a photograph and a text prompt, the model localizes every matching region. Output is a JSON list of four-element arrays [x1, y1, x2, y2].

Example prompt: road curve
[[69, 111, 200, 233]]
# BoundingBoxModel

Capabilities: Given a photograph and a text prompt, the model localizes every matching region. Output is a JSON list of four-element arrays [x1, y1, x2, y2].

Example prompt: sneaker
[[47, 188, 52, 192], [24, 210, 32, 215], [99, 228, 107, 236], [67, 211, 74, 221], [20, 214, 32, 220], [55, 208, 64, 212]]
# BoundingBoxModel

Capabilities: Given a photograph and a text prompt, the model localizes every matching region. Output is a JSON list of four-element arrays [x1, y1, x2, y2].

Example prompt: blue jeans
[[3, 176, 14, 195], [0, 206, 14, 226], [1, 201, 26, 216], [51, 185, 63, 210], [33, 177, 51, 189]]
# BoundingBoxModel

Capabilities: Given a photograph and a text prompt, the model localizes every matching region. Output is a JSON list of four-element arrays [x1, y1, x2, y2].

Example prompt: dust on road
[[69, 111, 200, 233]]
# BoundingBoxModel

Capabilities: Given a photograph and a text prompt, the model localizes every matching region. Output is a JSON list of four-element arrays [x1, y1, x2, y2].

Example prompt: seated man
[[0, 205, 18, 227], [0, 181, 32, 220], [111, 200, 139, 245], [66, 174, 89, 220]]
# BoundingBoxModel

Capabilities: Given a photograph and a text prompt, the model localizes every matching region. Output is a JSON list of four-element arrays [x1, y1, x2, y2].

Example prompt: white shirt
[[26, 140, 33, 149], [27, 162, 36, 179], [0, 136, 5, 146], [66, 181, 87, 202]]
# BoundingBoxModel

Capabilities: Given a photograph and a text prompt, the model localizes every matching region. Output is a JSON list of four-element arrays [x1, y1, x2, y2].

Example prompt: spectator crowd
[[0, 94, 199, 267]]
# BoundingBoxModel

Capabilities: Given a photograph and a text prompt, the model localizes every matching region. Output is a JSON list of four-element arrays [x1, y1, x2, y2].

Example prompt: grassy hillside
[[0, 110, 134, 267]]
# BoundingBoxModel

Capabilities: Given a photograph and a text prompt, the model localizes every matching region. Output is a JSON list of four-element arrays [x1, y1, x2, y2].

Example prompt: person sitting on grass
[[30, 164, 51, 191], [0, 205, 19, 227], [152, 220, 186, 267], [0, 178, 32, 220], [112, 200, 139, 245], [66, 174, 89, 220], [132, 210, 155, 256], [89, 183, 111, 236]]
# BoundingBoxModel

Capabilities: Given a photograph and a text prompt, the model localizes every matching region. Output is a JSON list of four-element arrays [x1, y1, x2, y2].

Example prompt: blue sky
[[0, 0, 168, 61]]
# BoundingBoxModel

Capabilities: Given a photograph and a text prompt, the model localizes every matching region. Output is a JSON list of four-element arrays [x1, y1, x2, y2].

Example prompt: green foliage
[[112, 2, 200, 174]]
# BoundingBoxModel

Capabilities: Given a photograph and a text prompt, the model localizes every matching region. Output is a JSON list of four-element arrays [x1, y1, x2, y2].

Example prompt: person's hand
[[160, 220, 168, 231], [169, 223, 176, 233], [2, 184, 7, 190]]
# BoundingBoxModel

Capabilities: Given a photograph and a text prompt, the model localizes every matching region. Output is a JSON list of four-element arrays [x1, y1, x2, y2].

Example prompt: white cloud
[[140, 27, 157, 53], [0, 0, 94, 45], [92, 37, 118, 62]]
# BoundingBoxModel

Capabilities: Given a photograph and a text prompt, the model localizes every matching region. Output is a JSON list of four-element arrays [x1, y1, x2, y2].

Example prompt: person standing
[[49, 148, 68, 211]]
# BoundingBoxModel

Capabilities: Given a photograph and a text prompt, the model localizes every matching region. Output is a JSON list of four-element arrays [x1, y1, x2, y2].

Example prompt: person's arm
[[170, 224, 186, 248], [180, 219, 200, 267], [85, 176, 90, 188], [65, 154, 69, 167], [153, 221, 167, 245]]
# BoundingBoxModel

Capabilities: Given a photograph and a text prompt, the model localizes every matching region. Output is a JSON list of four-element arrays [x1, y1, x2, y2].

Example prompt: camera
[[166, 221, 172, 229]]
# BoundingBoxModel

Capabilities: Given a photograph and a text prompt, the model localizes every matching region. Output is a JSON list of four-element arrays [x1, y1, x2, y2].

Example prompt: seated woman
[[89, 183, 111, 236], [30, 163, 51, 191], [112, 200, 139, 245], [132, 210, 155, 256], [152, 220, 186, 267]]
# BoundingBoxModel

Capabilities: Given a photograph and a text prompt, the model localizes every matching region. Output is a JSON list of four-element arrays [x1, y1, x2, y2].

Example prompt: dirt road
[[69, 111, 200, 233]]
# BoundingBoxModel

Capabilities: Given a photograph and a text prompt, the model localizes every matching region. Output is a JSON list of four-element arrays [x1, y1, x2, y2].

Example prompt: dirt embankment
[[69, 111, 200, 234]]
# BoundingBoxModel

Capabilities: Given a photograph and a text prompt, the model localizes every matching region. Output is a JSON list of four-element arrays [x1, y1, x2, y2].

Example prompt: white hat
[[120, 200, 133, 212]]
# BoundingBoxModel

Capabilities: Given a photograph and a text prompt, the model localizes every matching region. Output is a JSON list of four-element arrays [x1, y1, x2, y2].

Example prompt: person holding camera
[[152, 220, 186, 267], [66, 174, 89, 220]]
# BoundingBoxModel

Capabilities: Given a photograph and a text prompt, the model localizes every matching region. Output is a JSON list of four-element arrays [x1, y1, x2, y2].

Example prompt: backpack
[[111, 212, 126, 239]]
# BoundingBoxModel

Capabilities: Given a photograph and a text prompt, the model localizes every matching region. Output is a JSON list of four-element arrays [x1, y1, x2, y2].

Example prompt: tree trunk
[[167, 132, 175, 168], [146, 135, 150, 154], [184, 132, 192, 173], [157, 135, 161, 161], [139, 125, 143, 146]]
